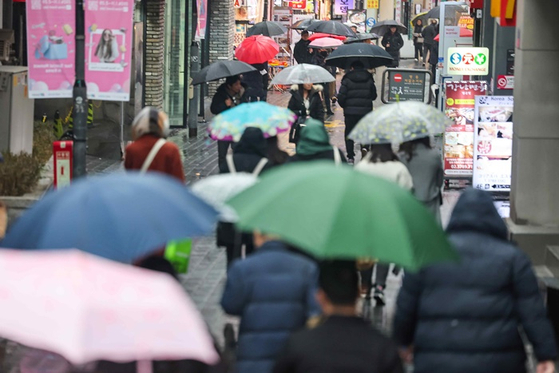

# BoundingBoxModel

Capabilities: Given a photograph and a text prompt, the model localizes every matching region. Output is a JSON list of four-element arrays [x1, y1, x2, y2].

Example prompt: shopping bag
[[164, 239, 192, 274]]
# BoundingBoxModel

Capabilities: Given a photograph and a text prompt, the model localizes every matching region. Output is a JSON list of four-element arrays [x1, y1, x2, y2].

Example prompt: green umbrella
[[227, 162, 457, 271]]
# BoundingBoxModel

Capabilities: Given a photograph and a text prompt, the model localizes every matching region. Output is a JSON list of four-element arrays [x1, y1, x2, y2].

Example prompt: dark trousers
[[322, 83, 332, 114], [344, 114, 362, 159], [423, 43, 432, 63], [415, 43, 423, 60], [360, 263, 390, 290], [218, 140, 232, 173]]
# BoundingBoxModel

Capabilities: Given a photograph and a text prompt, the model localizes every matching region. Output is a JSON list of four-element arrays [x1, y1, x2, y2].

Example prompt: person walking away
[[293, 31, 312, 64], [273, 260, 403, 373], [399, 137, 443, 224], [221, 231, 321, 373], [429, 28, 439, 80], [288, 119, 346, 164], [413, 19, 424, 63], [310, 49, 335, 116], [288, 83, 324, 143], [218, 127, 271, 267], [337, 61, 377, 164], [381, 27, 404, 68], [393, 188, 558, 373], [354, 144, 413, 304], [266, 136, 289, 166], [124, 107, 185, 182], [243, 62, 268, 102], [211, 75, 249, 172], [421, 19, 437, 68]]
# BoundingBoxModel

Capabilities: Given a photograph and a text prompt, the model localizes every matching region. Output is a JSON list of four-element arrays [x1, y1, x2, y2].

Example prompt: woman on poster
[[95, 29, 119, 63]]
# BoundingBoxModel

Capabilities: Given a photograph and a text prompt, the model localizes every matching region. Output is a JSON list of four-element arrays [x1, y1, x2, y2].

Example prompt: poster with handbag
[[26, 0, 75, 98], [84, 0, 134, 101]]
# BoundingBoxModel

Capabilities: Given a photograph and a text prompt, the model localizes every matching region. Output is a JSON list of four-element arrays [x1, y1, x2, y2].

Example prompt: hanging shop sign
[[366, 0, 379, 9], [287, 0, 306, 9], [333, 0, 354, 15], [496, 75, 514, 90], [195, 0, 208, 40], [446, 47, 489, 76], [473, 95, 514, 192]]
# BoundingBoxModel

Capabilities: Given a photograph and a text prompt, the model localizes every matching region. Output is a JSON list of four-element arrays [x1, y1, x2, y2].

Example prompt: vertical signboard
[[26, 0, 75, 98], [443, 81, 487, 179], [195, 0, 208, 40], [85, 0, 135, 101], [333, 0, 355, 16], [473, 96, 514, 192], [384, 70, 429, 103]]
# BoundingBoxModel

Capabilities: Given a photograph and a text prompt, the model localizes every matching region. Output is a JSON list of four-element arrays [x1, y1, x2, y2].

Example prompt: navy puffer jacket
[[221, 241, 320, 373], [337, 69, 377, 116], [393, 188, 557, 373]]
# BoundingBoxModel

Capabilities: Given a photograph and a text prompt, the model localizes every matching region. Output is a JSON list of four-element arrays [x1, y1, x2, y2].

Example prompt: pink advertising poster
[[26, 0, 76, 98], [85, 0, 134, 101]]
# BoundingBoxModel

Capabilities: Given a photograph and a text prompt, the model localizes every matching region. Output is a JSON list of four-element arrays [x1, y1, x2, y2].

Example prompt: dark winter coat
[[287, 85, 324, 123], [242, 63, 268, 102], [273, 316, 403, 373], [210, 82, 250, 115], [337, 69, 377, 116], [429, 42, 439, 66], [310, 52, 336, 77], [413, 24, 424, 45], [221, 240, 321, 373], [381, 32, 404, 65], [293, 39, 312, 64], [393, 188, 558, 373], [219, 127, 272, 174], [421, 23, 437, 46]]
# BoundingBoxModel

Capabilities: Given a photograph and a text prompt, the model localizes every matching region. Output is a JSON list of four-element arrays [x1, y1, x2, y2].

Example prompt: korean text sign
[[443, 81, 487, 177], [26, 0, 76, 98], [473, 96, 514, 192]]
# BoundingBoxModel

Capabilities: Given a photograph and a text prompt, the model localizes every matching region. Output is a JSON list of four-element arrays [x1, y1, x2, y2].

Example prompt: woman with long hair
[[287, 83, 324, 143], [413, 19, 424, 63], [95, 29, 119, 63], [355, 143, 413, 305], [399, 137, 444, 224]]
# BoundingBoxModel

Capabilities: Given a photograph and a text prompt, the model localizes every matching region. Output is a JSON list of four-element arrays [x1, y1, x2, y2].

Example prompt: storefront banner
[[473, 96, 514, 192], [443, 81, 487, 177], [195, 0, 208, 40], [333, 0, 354, 15], [85, 0, 135, 101], [26, 0, 75, 98]]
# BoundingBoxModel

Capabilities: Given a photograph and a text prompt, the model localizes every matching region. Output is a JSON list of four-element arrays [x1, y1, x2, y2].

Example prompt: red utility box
[[53, 141, 73, 189]]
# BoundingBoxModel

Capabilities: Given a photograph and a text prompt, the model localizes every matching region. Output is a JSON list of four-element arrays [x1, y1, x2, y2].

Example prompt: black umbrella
[[246, 21, 287, 37], [369, 20, 407, 37], [191, 61, 256, 85], [344, 33, 380, 44], [291, 18, 320, 30], [325, 43, 393, 69], [426, 4, 468, 20], [306, 20, 356, 37]]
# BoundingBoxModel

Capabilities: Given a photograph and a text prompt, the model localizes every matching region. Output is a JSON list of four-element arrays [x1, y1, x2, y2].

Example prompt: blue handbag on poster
[[35, 36, 68, 60]]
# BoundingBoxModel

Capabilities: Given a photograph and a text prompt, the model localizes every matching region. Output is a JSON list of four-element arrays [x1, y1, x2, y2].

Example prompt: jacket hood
[[446, 188, 508, 240], [290, 84, 323, 92], [343, 69, 373, 83], [296, 119, 333, 156], [234, 127, 268, 157]]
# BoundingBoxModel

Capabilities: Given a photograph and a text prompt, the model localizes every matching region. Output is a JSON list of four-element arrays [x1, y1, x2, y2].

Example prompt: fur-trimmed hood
[[290, 84, 323, 92]]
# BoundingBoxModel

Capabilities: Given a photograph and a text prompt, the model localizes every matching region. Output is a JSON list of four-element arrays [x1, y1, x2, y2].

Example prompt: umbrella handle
[[137, 360, 153, 373]]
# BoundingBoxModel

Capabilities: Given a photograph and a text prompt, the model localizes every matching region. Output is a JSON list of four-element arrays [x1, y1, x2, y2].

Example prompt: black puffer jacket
[[287, 85, 324, 122], [220, 127, 272, 174], [393, 188, 558, 373], [337, 70, 377, 116]]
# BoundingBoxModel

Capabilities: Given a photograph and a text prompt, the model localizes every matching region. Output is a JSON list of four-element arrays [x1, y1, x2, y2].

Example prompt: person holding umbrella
[[288, 83, 324, 142], [421, 19, 438, 67], [211, 75, 250, 172], [381, 26, 404, 67], [293, 30, 312, 64]]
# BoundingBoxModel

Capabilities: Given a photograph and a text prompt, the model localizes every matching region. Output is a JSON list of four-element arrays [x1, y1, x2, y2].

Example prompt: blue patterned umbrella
[[349, 101, 453, 145], [209, 102, 296, 142]]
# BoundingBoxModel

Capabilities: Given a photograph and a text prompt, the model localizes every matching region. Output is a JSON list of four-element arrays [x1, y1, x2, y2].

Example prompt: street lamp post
[[73, 0, 88, 178]]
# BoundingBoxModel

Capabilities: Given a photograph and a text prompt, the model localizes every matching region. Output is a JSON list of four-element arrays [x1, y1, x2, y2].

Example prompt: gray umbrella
[[306, 20, 356, 37], [191, 61, 256, 85], [270, 64, 336, 85], [426, 4, 467, 20], [325, 43, 393, 69], [291, 18, 320, 30], [246, 21, 287, 37], [369, 20, 407, 37], [344, 33, 380, 44]]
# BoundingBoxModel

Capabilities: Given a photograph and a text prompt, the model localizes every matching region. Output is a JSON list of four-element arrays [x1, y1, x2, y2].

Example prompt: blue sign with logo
[[450, 53, 462, 65], [366, 18, 376, 27]]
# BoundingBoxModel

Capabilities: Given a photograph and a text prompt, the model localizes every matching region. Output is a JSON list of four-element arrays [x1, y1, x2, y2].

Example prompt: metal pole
[[188, 41, 200, 137], [73, 0, 88, 178], [120, 101, 125, 154]]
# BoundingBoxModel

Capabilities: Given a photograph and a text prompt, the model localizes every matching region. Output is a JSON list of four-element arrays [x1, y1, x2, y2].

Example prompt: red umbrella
[[235, 35, 279, 64], [308, 33, 346, 42], [434, 28, 473, 41]]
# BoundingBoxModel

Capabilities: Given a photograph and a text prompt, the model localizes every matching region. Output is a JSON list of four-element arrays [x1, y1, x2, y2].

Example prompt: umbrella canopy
[[306, 21, 356, 37], [426, 4, 467, 20], [291, 18, 320, 30], [191, 173, 258, 222], [209, 102, 296, 142], [1, 173, 218, 263], [349, 101, 453, 145], [410, 12, 429, 28], [0, 249, 219, 365], [235, 35, 279, 64], [270, 63, 336, 85], [344, 32, 380, 43], [325, 43, 393, 69], [191, 60, 256, 85], [307, 32, 346, 42], [369, 20, 408, 37], [226, 162, 456, 270], [246, 21, 287, 37], [309, 37, 344, 48], [434, 27, 473, 41]]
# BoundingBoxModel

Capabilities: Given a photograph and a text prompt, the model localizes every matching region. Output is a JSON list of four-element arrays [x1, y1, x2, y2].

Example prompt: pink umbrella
[[309, 37, 344, 48], [0, 249, 219, 369]]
